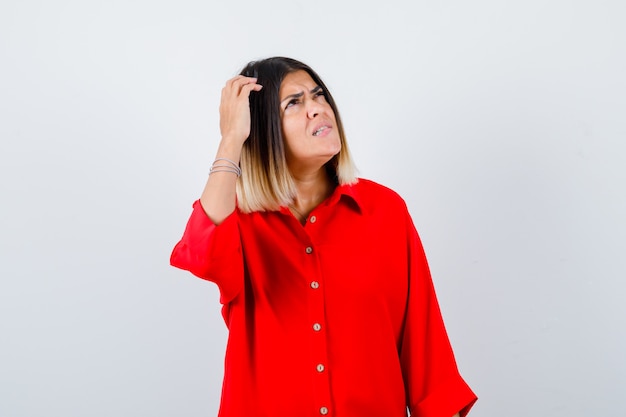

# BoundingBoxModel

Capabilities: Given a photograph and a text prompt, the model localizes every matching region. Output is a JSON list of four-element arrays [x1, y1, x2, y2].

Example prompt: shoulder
[[353, 178, 406, 203], [351, 178, 408, 214]]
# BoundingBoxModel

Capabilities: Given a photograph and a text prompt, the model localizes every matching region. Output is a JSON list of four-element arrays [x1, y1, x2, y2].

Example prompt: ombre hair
[[236, 57, 358, 213]]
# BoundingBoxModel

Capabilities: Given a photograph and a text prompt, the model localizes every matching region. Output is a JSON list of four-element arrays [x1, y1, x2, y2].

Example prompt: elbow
[[170, 242, 210, 279]]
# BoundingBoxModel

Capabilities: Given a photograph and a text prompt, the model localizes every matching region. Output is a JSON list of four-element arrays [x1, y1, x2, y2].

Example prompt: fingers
[[240, 82, 263, 98], [218, 75, 262, 144], [223, 76, 262, 98], [219, 76, 262, 114]]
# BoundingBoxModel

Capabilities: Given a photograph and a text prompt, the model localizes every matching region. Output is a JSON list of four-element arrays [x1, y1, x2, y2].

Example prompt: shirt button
[[313, 323, 321, 331], [305, 246, 313, 254], [310, 281, 320, 289], [316, 363, 325, 372], [310, 215, 317, 223], [320, 407, 329, 415]]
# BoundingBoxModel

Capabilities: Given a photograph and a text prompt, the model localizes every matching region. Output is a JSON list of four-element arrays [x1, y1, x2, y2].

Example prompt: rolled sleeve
[[411, 376, 477, 417], [401, 212, 477, 417], [170, 200, 244, 304]]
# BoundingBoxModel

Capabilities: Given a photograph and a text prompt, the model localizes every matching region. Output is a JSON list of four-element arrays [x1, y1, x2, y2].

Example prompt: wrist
[[209, 157, 241, 177], [220, 134, 246, 148], [216, 138, 243, 160]]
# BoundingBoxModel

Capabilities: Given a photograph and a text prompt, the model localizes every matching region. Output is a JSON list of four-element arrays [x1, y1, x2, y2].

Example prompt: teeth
[[313, 126, 327, 136]]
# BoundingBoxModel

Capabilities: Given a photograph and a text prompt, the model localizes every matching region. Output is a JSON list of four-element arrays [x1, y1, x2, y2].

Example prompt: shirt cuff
[[411, 376, 477, 417]]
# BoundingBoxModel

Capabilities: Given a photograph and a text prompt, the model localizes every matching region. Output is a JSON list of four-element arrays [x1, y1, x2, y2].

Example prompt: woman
[[171, 57, 477, 417]]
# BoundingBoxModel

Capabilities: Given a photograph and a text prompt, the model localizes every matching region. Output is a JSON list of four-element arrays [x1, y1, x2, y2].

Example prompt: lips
[[312, 124, 331, 137]]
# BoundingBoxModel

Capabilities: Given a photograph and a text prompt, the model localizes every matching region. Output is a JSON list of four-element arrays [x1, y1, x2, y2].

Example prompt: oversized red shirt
[[171, 178, 477, 417]]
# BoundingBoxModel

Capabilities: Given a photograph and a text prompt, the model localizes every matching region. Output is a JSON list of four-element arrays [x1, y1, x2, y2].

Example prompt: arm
[[200, 75, 262, 224], [170, 76, 261, 302], [401, 209, 477, 417]]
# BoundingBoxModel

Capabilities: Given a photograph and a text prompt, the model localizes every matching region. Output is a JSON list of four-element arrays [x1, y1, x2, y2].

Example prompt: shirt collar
[[277, 180, 364, 216], [323, 180, 363, 214]]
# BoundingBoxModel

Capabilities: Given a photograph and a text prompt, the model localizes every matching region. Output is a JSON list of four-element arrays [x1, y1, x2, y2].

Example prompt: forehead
[[279, 70, 317, 95]]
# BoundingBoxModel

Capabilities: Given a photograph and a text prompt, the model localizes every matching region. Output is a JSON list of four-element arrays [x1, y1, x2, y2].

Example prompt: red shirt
[[171, 179, 477, 417]]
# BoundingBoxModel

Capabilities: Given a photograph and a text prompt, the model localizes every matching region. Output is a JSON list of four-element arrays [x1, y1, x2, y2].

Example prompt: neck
[[289, 168, 335, 221]]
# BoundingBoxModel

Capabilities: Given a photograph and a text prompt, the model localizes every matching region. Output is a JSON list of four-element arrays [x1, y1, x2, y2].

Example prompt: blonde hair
[[235, 57, 358, 213]]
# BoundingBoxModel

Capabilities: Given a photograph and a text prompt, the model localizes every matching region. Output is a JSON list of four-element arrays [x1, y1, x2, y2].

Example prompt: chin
[[325, 138, 341, 154]]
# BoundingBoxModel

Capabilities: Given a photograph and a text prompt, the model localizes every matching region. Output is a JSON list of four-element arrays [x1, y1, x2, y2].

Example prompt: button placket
[[301, 234, 331, 416]]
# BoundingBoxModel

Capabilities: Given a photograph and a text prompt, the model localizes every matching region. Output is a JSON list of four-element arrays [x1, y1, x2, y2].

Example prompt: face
[[279, 70, 341, 173]]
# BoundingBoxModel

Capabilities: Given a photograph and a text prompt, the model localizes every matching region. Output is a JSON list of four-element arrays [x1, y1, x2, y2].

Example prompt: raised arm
[[200, 75, 262, 224]]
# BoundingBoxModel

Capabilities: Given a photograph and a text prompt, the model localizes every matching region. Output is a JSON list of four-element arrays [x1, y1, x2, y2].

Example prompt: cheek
[[281, 121, 294, 145], [280, 122, 302, 158], [282, 117, 305, 141]]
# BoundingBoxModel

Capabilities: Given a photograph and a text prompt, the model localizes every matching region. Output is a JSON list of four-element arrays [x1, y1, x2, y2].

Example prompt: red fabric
[[171, 179, 477, 417]]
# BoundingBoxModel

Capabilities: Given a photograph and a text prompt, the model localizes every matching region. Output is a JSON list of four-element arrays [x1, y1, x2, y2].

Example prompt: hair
[[236, 57, 358, 213]]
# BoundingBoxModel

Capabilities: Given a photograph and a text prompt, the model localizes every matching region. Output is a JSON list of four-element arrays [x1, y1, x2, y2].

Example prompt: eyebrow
[[280, 86, 323, 105]]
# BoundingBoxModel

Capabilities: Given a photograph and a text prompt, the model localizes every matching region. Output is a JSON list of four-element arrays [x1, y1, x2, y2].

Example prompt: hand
[[219, 75, 263, 145]]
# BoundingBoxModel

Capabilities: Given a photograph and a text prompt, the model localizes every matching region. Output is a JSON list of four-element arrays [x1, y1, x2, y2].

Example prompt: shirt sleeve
[[400, 211, 477, 417], [170, 200, 244, 305]]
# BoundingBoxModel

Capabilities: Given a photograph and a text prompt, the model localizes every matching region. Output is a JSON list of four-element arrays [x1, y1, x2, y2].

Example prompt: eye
[[285, 98, 299, 109]]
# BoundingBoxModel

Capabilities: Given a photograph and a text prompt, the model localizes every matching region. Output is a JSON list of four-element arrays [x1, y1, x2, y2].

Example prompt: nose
[[306, 99, 323, 119]]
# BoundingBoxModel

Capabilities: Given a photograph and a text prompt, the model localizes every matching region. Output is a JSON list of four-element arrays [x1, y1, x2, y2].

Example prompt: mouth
[[312, 125, 331, 137]]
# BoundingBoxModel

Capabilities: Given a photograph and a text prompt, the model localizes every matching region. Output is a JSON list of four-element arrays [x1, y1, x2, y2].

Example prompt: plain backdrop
[[1, 1, 625, 416]]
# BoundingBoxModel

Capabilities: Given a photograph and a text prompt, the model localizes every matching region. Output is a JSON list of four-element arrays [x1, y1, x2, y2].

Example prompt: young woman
[[171, 57, 477, 417]]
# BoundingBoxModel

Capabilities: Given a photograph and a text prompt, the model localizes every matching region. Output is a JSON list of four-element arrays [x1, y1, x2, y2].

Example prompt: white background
[[1, 1, 625, 416]]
